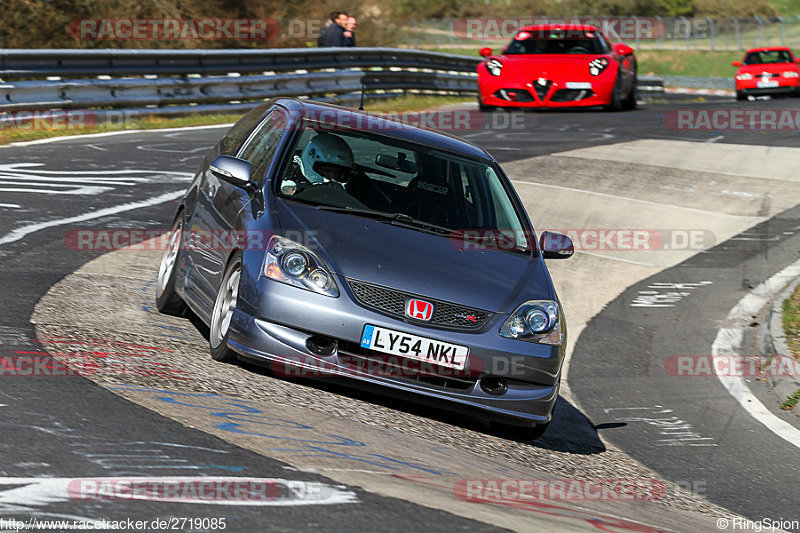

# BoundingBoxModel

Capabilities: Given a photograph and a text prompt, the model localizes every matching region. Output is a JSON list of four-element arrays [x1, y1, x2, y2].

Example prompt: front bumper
[[736, 78, 799, 96], [226, 276, 564, 426], [479, 75, 615, 108]]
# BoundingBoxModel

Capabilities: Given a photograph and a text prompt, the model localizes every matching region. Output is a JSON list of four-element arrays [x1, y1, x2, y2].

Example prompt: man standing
[[317, 11, 347, 47], [344, 16, 357, 47]]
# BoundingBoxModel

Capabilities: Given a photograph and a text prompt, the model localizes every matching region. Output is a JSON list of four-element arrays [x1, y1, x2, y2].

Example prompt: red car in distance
[[477, 24, 637, 111], [733, 47, 800, 101]]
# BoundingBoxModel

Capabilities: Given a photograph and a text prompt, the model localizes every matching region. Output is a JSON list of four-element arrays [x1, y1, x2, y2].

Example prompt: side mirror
[[796, 58, 800, 64], [539, 231, 574, 259], [613, 43, 634, 56], [732, 61, 742, 67], [210, 155, 255, 192], [479, 47, 493, 57]]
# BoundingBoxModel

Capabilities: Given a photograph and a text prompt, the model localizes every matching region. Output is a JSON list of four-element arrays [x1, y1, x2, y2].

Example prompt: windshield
[[504, 29, 610, 55], [277, 121, 530, 251], [743, 50, 794, 65]]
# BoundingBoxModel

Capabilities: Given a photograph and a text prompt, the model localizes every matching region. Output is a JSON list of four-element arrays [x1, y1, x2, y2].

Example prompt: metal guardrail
[[0, 48, 481, 112], [637, 77, 665, 93], [0, 47, 481, 79], [660, 75, 732, 90], [0, 48, 664, 115], [0, 70, 477, 111]]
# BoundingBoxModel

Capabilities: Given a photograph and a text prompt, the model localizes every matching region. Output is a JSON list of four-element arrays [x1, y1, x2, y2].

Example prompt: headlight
[[486, 59, 503, 76], [736, 73, 753, 81], [783, 71, 799, 78], [588, 57, 609, 76], [263, 235, 339, 297], [500, 300, 563, 345]]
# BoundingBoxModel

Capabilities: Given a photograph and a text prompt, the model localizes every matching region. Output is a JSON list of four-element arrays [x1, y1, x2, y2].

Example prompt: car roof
[[745, 47, 793, 53], [272, 98, 492, 161], [518, 24, 600, 32]]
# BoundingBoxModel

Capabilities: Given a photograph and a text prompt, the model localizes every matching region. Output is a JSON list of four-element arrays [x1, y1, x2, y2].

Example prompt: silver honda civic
[[156, 98, 574, 438]]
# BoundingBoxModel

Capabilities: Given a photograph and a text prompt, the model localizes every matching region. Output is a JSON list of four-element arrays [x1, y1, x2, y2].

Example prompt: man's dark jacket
[[318, 23, 346, 47]]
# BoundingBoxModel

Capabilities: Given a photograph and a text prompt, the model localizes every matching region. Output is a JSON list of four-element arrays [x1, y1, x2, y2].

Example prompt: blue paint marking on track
[[111, 386, 455, 476]]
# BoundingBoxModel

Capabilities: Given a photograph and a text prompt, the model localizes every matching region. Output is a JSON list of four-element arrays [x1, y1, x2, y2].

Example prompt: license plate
[[360, 325, 469, 370], [757, 80, 779, 88], [566, 82, 592, 89]]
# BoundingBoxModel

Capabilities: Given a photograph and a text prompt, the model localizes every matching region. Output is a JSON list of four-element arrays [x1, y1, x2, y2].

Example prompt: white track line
[[0, 190, 184, 247], [711, 260, 800, 449], [511, 180, 761, 219], [575, 250, 665, 267], [0, 123, 234, 148], [0, 477, 358, 506]]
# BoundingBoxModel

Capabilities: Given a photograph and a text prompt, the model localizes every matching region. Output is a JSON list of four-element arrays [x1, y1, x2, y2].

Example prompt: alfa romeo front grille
[[346, 279, 492, 330], [533, 79, 552, 100]]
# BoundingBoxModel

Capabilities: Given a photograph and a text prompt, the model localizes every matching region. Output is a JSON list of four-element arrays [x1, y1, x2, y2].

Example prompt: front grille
[[493, 89, 534, 102], [337, 340, 478, 391], [533, 79, 552, 100], [550, 88, 595, 102], [347, 278, 492, 330]]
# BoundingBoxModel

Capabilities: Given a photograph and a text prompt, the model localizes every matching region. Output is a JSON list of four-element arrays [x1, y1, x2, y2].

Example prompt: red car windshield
[[504, 30, 610, 55], [743, 50, 794, 65]]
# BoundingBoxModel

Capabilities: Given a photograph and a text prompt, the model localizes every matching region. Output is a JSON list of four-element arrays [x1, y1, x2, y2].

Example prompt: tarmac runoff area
[[30, 139, 800, 531]]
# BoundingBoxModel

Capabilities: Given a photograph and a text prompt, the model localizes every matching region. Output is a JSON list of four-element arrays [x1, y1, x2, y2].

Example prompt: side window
[[600, 35, 612, 53], [238, 109, 288, 185], [220, 104, 274, 156]]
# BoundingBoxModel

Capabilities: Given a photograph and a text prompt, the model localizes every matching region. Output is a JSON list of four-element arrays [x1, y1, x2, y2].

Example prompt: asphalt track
[[1, 96, 799, 531]]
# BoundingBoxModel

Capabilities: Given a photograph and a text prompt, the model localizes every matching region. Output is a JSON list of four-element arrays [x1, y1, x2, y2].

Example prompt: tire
[[604, 76, 623, 112], [155, 213, 188, 316], [209, 252, 242, 363], [623, 80, 638, 110], [736, 91, 746, 101], [478, 97, 494, 112]]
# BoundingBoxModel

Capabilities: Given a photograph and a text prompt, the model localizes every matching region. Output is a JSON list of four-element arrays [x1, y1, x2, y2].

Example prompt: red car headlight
[[486, 59, 503, 77], [588, 57, 609, 76]]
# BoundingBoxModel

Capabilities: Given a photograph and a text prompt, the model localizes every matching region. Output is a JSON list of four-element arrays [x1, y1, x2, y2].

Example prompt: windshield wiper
[[314, 205, 452, 235]]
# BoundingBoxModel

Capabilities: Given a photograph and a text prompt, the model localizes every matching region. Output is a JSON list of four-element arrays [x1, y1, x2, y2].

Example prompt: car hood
[[499, 54, 602, 78], [276, 200, 553, 313], [737, 63, 798, 75]]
